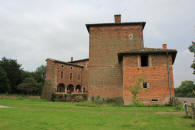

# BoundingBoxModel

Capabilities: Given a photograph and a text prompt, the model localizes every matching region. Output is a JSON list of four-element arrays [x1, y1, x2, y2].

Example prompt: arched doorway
[[76, 85, 82, 93], [67, 84, 74, 94], [57, 83, 65, 92]]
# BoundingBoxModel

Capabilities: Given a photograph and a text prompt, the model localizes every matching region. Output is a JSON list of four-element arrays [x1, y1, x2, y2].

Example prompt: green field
[[0, 96, 194, 130]]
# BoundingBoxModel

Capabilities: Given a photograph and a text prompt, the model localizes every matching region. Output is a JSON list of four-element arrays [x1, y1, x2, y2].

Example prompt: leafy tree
[[16, 77, 39, 95], [0, 66, 10, 93], [32, 65, 46, 83], [0, 57, 22, 93], [21, 70, 33, 81], [189, 41, 195, 74], [32, 65, 46, 95], [175, 80, 195, 97]]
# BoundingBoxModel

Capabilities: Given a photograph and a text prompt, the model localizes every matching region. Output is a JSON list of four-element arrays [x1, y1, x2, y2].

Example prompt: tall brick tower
[[86, 15, 146, 98]]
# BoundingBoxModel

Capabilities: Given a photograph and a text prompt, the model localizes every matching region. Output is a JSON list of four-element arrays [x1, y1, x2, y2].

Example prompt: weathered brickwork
[[42, 58, 88, 99], [43, 14, 177, 105], [123, 54, 175, 105], [69, 59, 89, 92], [88, 24, 144, 98]]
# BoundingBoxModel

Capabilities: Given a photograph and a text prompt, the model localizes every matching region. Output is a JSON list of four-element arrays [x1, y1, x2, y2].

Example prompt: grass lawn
[[0, 96, 194, 130]]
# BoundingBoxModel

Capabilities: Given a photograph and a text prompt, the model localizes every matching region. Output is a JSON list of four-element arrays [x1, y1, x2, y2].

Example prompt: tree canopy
[[189, 41, 195, 74], [0, 57, 46, 95], [0, 57, 22, 93], [175, 80, 195, 97], [0, 66, 10, 93], [17, 77, 39, 95]]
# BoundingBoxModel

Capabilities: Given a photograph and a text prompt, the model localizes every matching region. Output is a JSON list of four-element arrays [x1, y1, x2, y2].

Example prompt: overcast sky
[[0, 0, 194, 87]]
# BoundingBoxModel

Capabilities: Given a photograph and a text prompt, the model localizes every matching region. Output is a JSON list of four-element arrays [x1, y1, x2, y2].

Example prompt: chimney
[[162, 44, 167, 49], [114, 14, 121, 23], [71, 57, 73, 62]]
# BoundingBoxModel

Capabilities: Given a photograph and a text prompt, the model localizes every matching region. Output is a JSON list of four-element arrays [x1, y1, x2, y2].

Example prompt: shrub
[[75, 95, 84, 102], [94, 96, 103, 104], [16, 77, 39, 95], [90, 96, 94, 102], [105, 97, 124, 106], [51, 93, 56, 102]]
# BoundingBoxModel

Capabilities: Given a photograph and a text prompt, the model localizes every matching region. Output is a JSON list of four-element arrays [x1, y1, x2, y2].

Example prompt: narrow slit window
[[70, 73, 72, 80], [61, 71, 63, 79], [141, 55, 148, 67]]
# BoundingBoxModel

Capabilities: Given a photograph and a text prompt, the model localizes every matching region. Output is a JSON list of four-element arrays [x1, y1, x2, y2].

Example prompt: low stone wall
[[55, 93, 88, 102], [175, 97, 195, 104]]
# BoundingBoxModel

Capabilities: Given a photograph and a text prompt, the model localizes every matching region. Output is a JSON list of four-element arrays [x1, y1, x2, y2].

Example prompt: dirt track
[[0, 105, 10, 108]]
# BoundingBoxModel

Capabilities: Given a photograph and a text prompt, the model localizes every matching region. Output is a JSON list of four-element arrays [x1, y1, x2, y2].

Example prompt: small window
[[141, 55, 148, 67], [70, 67, 72, 70], [143, 82, 148, 88], [152, 99, 158, 102], [78, 74, 80, 80], [70, 73, 72, 80], [61, 65, 64, 67], [61, 71, 63, 79]]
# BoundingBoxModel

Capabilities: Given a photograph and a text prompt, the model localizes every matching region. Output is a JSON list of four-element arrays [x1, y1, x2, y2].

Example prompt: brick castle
[[42, 15, 177, 105]]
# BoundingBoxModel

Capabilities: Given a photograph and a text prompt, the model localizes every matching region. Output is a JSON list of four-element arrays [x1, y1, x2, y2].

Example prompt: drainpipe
[[166, 52, 172, 103]]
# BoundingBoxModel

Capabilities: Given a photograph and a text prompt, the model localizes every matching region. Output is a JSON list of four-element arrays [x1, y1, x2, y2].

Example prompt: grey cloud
[[0, 0, 194, 85]]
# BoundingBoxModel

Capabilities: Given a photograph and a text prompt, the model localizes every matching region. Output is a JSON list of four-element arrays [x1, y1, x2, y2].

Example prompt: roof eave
[[86, 22, 146, 33], [46, 58, 84, 68], [118, 50, 177, 64]]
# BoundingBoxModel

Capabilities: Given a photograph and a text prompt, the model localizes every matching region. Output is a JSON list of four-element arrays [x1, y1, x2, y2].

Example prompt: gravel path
[[0, 105, 10, 108]]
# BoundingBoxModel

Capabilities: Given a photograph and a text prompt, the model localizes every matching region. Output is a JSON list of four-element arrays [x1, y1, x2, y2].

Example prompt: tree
[[175, 80, 195, 97], [16, 77, 39, 95], [0, 66, 10, 93], [128, 77, 144, 105], [189, 41, 195, 74], [32, 65, 46, 95], [0, 57, 22, 93], [32, 65, 46, 83]]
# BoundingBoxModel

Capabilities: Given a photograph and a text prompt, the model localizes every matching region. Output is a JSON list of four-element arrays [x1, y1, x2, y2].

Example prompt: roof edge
[[68, 58, 89, 63], [86, 22, 146, 33], [46, 58, 84, 68], [118, 48, 177, 64]]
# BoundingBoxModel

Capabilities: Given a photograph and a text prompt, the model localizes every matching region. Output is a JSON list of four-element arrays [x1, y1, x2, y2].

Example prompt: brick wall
[[71, 60, 89, 91], [123, 54, 175, 105], [43, 59, 88, 99], [42, 59, 57, 99], [88, 25, 144, 98]]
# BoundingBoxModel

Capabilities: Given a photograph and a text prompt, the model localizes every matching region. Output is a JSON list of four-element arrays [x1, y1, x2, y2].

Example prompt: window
[[143, 82, 148, 88], [141, 55, 148, 67], [70, 67, 72, 70], [152, 99, 158, 102], [61, 71, 63, 79], [78, 74, 80, 80], [70, 73, 72, 80]]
